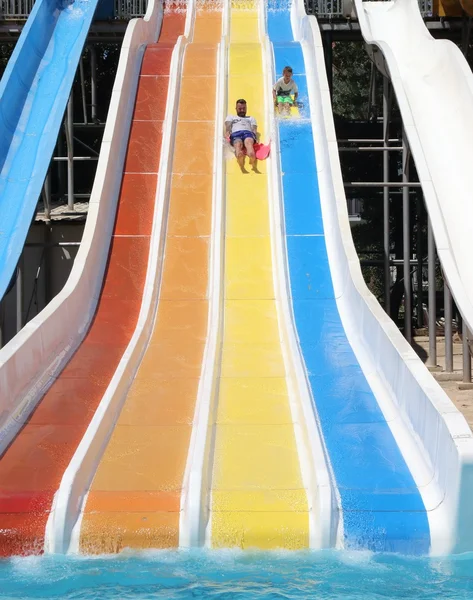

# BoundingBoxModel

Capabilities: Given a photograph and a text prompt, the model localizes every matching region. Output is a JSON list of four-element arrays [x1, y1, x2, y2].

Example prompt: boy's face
[[283, 70, 292, 82]]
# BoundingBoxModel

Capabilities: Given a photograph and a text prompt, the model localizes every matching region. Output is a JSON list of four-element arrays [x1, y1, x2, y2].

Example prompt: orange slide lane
[[79, 6, 222, 554], [0, 13, 185, 557]]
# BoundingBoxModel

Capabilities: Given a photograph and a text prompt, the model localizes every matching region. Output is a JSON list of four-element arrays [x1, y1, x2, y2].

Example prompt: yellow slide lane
[[209, 1, 309, 549]]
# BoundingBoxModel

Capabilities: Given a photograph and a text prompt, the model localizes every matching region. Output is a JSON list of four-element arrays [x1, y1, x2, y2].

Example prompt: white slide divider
[[291, 0, 473, 554], [44, 1, 197, 554], [261, 4, 336, 549], [0, 0, 165, 455], [179, 0, 229, 549]]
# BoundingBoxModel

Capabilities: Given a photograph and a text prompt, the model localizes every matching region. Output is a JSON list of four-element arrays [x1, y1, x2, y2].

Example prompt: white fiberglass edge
[[354, 0, 473, 337], [0, 2, 165, 457], [179, 1, 228, 548], [260, 4, 335, 549], [291, 0, 473, 554], [44, 1, 197, 554]]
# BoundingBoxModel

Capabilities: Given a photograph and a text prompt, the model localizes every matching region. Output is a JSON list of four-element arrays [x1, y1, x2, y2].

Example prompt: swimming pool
[[1, 550, 472, 599]]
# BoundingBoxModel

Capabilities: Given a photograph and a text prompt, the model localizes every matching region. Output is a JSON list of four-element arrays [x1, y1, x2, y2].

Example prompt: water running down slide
[[268, 3, 430, 554], [354, 0, 473, 336], [0, 0, 99, 303], [0, 9, 185, 556], [207, 1, 313, 549]]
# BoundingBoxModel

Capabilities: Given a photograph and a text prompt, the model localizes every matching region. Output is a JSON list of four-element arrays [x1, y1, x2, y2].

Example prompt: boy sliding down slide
[[273, 66, 298, 116], [225, 99, 258, 173]]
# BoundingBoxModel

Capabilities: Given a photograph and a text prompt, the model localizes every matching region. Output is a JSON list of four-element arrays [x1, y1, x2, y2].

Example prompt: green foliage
[[0, 44, 14, 78], [332, 41, 372, 120]]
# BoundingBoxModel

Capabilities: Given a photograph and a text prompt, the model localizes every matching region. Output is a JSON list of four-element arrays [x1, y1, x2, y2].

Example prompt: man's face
[[236, 102, 247, 117]]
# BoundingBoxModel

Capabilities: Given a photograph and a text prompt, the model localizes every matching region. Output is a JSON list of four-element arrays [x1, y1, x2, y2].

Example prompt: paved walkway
[[413, 335, 473, 430]]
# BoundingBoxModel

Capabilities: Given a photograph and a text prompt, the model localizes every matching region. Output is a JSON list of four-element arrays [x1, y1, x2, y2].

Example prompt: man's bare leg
[[233, 139, 247, 172], [244, 137, 256, 170]]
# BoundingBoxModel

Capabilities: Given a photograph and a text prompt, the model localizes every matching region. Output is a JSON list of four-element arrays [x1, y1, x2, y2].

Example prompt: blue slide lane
[[267, 8, 430, 553], [0, 0, 99, 301]]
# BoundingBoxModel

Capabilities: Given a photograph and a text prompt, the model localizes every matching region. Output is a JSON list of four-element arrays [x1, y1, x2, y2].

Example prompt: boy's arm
[[293, 82, 299, 103]]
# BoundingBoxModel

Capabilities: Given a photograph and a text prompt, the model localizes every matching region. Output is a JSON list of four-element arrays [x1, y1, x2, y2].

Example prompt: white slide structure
[[354, 0, 473, 334], [290, 0, 473, 554]]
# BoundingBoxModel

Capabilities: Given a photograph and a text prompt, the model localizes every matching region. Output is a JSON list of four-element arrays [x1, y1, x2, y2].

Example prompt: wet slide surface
[[0, 13, 185, 557], [79, 8, 222, 553], [267, 8, 430, 553], [209, 1, 309, 549], [0, 0, 99, 302]]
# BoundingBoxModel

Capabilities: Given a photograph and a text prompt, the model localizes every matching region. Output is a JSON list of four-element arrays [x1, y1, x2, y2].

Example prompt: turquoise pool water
[[1, 550, 473, 599]]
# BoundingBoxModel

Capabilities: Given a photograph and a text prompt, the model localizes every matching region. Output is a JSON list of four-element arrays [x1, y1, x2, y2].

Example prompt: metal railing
[[304, 0, 433, 18], [0, 0, 34, 19], [114, 0, 147, 20], [0, 0, 433, 20]]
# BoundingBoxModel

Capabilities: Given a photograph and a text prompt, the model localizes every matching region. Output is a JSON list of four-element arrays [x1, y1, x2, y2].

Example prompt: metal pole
[[0, 300, 4, 349], [344, 182, 421, 188], [90, 45, 97, 121], [463, 321, 471, 383], [416, 196, 423, 328], [79, 57, 88, 125], [402, 128, 412, 344], [444, 280, 453, 372], [427, 217, 437, 367], [58, 128, 66, 199], [462, 16, 472, 57], [42, 169, 51, 221], [324, 32, 333, 98], [383, 76, 390, 314], [339, 146, 403, 152], [66, 94, 75, 211], [16, 256, 23, 333], [368, 62, 375, 121]]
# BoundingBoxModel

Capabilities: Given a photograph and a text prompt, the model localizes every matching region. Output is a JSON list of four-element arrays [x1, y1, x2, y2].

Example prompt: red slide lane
[[0, 12, 185, 556]]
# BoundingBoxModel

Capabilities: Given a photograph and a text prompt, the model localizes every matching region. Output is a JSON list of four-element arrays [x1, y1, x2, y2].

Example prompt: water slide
[[2, 0, 473, 557], [0, 0, 100, 302], [354, 0, 473, 335], [75, 2, 224, 554], [40, 0, 470, 556], [48, 0, 330, 552], [278, 0, 473, 553], [0, 1, 186, 555]]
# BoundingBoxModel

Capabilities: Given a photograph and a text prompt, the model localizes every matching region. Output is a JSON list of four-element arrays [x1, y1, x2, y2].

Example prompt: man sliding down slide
[[225, 99, 271, 173], [225, 99, 258, 173]]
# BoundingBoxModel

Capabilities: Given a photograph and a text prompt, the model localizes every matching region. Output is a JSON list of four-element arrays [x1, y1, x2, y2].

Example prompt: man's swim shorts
[[230, 130, 256, 146]]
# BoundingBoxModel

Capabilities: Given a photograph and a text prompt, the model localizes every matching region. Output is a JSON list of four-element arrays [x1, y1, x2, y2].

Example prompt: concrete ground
[[413, 335, 473, 431]]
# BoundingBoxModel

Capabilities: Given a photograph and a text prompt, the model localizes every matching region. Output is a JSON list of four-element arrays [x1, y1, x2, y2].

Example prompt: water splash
[[267, 0, 293, 11], [163, 0, 188, 13]]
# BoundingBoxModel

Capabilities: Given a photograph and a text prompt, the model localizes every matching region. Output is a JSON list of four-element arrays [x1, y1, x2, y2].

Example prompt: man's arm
[[224, 118, 232, 136]]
